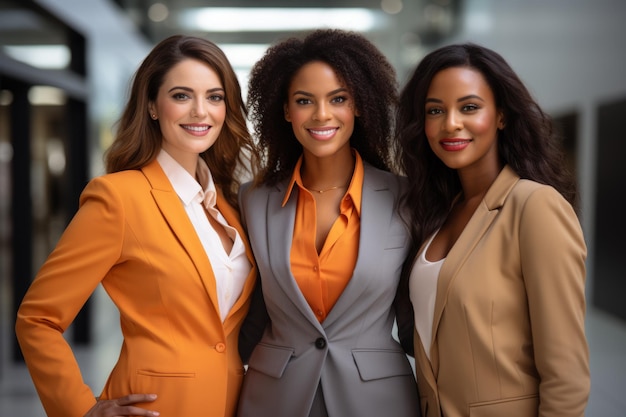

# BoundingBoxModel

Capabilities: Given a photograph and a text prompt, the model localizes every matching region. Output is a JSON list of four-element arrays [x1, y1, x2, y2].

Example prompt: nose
[[191, 98, 207, 118], [313, 102, 331, 121], [443, 110, 462, 132]]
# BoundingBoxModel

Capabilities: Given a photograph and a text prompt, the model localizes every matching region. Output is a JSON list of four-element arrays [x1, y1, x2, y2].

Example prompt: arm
[[393, 174, 416, 356], [238, 274, 270, 363], [15, 177, 155, 417], [237, 181, 270, 363], [520, 186, 590, 417], [394, 252, 416, 357]]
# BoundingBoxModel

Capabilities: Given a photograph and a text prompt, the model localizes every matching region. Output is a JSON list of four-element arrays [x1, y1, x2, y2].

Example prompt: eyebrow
[[167, 86, 225, 93], [291, 87, 348, 97], [426, 94, 485, 103]]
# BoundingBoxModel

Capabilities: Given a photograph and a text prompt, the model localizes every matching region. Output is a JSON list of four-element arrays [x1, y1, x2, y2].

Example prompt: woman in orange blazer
[[395, 44, 590, 416], [15, 35, 259, 417]]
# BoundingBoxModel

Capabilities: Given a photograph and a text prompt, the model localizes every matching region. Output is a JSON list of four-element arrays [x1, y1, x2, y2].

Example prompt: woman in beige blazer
[[15, 35, 259, 417], [395, 43, 589, 417]]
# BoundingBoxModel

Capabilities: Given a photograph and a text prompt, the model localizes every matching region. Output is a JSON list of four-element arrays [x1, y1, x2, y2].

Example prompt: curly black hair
[[247, 29, 399, 186]]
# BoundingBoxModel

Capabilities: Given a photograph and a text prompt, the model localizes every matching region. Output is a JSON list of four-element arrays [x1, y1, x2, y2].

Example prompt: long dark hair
[[397, 42, 578, 249], [105, 35, 259, 207]]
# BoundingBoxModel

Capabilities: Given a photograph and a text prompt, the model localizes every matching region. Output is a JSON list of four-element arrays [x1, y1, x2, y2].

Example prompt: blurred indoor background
[[1, 0, 625, 415]]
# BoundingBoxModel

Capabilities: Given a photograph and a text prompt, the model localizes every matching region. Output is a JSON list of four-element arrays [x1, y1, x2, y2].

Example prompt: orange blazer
[[15, 160, 257, 417]]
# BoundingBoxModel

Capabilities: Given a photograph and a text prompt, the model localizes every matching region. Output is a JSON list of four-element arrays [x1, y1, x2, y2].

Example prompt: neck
[[457, 162, 503, 201], [300, 149, 355, 192]]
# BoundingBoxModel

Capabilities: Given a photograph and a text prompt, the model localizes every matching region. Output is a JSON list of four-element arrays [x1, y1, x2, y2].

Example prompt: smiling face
[[149, 58, 226, 172], [424, 66, 505, 174], [284, 61, 357, 160]]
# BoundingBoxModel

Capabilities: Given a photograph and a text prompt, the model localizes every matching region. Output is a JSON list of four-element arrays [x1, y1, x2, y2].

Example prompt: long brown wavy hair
[[105, 35, 259, 207]]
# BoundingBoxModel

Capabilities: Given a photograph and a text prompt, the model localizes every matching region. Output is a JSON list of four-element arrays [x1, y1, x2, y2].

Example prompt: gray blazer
[[237, 163, 420, 417]]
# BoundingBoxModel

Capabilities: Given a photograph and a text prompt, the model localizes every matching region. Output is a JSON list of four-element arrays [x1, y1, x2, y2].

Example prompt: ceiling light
[[28, 86, 67, 106], [148, 3, 169, 23], [3, 45, 70, 70], [219, 44, 269, 68], [180, 8, 381, 32]]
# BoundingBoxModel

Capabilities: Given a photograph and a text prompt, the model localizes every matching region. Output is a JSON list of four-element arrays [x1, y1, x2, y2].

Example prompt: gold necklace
[[307, 185, 344, 194]]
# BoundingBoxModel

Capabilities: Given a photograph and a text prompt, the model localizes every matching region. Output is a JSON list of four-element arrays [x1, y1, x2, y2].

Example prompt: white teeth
[[309, 128, 336, 136], [183, 125, 209, 132]]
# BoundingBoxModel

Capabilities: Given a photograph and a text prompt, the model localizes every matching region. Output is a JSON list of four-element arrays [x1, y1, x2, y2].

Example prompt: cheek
[[211, 104, 227, 125], [424, 119, 439, 143], [286, 106, 307, 125], [470, 113, 499, 136]]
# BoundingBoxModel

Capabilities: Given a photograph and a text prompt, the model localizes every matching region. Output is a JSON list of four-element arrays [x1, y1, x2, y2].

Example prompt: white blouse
[[157, 149, 251, 322], [409, 231, 444, 361]]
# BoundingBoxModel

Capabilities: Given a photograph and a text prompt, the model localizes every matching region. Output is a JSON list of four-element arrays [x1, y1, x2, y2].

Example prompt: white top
[[409, 231, 444, 361], [157, 149, 251, 322]]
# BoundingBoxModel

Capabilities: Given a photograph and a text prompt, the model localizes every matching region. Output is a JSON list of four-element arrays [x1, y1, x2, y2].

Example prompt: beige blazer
[[16, 160, 257, 417], [413, 165, 589, 417]]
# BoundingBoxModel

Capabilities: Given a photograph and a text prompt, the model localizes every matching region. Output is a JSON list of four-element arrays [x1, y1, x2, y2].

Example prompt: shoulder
[[510, 179, 568, 209], [80, 170, 154, 204], [87, 169, 150, 191], [238, 179, 283, 207], [488, 166, 566, 213], [506, 179, 581, 235], [362, 162, 406, 193]]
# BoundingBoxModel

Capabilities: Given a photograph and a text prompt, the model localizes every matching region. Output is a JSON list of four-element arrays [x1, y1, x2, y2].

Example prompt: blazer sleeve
[[238, 274, 269, 363], [15, 177, 126, 417], [394, 249, 417, 357], [392, 174, 415, 356], [519, 186, 589, 416], [237, 182, 270, 364]]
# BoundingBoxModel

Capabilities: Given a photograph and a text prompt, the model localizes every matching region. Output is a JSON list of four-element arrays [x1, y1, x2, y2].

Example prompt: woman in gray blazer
[[396, 43, 589, 417], [237, 29, 420, 417]]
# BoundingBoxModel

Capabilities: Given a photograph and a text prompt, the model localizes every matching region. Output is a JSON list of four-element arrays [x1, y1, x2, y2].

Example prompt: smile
[[182, 124, 210, 132], [308, 128, 337, 138], [440, 139, 471, 151]]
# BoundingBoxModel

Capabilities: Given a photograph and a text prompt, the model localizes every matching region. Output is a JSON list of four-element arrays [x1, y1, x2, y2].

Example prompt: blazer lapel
[[142, 160, 221, 315], [430, 165, 519, 376], [266, 183, 325, 332]]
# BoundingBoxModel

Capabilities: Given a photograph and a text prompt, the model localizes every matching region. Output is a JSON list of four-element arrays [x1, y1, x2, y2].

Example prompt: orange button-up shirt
[[281, 151, 364, 323]]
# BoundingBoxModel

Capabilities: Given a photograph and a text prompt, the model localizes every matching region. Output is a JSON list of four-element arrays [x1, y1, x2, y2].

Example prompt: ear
[[148, 103, 157, 120], [497, 110, 505, 130], [284, 103, 291, 122]]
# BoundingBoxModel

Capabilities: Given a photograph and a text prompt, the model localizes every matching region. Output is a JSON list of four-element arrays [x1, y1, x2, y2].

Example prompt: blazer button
[[315, 338, 326, 349], [215, 342, 226, 353]]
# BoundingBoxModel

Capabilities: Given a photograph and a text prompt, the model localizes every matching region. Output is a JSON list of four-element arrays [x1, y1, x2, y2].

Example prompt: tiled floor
[[1, 301, 625, 416]]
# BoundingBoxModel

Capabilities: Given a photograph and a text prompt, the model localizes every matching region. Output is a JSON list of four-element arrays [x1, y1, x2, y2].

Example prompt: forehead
[[428, 66, 492, 97], [289, 61, 345, 90], [161, 58, 222, 87]]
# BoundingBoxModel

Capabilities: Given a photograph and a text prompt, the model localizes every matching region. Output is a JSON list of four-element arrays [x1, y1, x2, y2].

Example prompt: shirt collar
[[156, 149, 216, 208], [281, 149, 364, 216]]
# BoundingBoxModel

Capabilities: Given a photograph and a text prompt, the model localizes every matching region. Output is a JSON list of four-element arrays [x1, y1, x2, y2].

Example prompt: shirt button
[[215, 342, 226, 353], [315, 338, 327, 349], [313, 266, 318, 272]]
